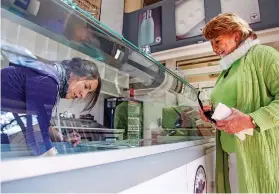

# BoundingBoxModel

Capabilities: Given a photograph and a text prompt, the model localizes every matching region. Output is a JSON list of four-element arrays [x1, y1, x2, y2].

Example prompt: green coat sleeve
[[249, 45, 279, 132]]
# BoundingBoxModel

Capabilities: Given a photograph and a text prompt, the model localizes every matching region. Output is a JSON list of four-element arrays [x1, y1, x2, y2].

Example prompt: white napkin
[[211, 103, 254, 141]]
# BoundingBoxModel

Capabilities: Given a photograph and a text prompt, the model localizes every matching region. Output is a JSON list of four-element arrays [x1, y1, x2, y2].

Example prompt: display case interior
[[0, 0, 215, 159]]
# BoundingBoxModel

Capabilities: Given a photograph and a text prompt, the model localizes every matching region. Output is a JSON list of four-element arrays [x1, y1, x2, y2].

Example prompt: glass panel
[[1, 0, 215, 160]]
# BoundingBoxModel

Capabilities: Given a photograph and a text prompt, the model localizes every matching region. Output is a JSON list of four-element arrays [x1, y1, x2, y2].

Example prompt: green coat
[[215, 45, 279, 193]]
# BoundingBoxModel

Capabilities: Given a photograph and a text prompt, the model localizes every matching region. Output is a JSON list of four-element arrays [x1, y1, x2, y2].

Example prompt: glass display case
[[0, 0, 215, 160]]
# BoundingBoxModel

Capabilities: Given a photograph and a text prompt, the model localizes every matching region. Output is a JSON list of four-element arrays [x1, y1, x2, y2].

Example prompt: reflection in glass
[[1, 0, 215, 160], [1, 43, 102, 157]]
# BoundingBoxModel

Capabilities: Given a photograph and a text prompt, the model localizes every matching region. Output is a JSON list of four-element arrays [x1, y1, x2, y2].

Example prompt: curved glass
[[0, 0, 215, 160]]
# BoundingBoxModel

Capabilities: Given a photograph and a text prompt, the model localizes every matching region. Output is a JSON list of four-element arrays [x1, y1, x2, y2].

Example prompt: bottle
[[129, 88, 135, 99], [145, 9, 155, 45], [141, 45, 151, 55], [139, 11, 147, 46]]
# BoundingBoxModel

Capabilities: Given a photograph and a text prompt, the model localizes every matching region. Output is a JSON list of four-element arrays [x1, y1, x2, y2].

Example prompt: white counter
[[1, 138, 215, 183]]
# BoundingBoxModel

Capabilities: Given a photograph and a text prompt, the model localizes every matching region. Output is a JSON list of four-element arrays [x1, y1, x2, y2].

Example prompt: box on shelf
[[73, 0, 102, 20]]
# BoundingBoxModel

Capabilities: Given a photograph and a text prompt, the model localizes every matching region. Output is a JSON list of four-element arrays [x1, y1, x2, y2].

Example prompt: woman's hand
[[214, 108, 256, 134], [49, 127, 64, 142], [198, 105, 212, 123], [64, 131, 81, 147]]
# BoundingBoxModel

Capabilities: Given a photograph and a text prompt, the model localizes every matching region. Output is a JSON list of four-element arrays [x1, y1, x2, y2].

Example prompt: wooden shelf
[[124, 0, 143, 13]]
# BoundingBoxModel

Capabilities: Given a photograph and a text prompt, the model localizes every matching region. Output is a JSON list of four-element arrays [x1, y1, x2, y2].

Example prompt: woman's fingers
[[215, 120, 227, 126], [203, 105, 212, 111], [198, 105, 214, 122], [73, 139, 80, 147], [198, 107, 210, 122], [214, 120, 227, 130]]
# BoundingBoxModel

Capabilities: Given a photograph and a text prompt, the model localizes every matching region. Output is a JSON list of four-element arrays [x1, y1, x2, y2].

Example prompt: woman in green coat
[[199, 13, 279, 193]]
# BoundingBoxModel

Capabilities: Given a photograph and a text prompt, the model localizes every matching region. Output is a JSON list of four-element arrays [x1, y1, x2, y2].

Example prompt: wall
[[100, 0, 124, 35], [123, 0, 279, 53], [124, 0, 143, 13]]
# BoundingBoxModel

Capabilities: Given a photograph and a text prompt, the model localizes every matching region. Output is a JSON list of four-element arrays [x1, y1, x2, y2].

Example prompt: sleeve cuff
[[249, 108, 279, 132]]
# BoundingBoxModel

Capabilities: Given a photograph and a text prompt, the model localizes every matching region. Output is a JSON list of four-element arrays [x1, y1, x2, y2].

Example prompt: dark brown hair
[[61, 57, 101, 111]]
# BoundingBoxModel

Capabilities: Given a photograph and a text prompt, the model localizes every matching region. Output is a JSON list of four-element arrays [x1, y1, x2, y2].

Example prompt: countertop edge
[[0, 138, 214, 182]]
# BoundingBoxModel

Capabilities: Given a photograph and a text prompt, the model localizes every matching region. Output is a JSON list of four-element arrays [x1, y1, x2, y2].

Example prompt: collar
[[219, 38, 260, 70]]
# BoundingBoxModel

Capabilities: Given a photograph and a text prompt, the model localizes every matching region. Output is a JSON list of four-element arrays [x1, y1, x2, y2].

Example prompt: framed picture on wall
[[175, 0, 206, 40], [220, 0, 261, 24], [138, 6, 162, 47]]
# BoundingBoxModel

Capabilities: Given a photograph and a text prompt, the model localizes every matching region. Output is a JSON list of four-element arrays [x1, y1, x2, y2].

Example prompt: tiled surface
[[47, 39, 58, 60], [17, 26, 36, 53], [1, 18, 20, 45], [57, 43, 71, 60], [34, 33, 49, 58]]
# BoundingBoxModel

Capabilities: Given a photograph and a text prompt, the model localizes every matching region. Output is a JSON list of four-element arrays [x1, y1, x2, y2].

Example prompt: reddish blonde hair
[[203, 13, 257, 41]]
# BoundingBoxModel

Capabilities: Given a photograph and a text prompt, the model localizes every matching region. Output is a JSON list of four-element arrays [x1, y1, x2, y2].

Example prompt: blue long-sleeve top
[[1, 62, 59, 155]]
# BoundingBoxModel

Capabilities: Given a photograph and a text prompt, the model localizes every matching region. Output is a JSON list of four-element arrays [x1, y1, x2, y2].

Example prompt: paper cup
[[211, 103, 254, 141], [211, 103, 232, 120]]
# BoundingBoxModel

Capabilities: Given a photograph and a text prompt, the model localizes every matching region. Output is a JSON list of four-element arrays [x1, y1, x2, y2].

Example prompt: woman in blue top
[[1, 46, 101, 156]]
